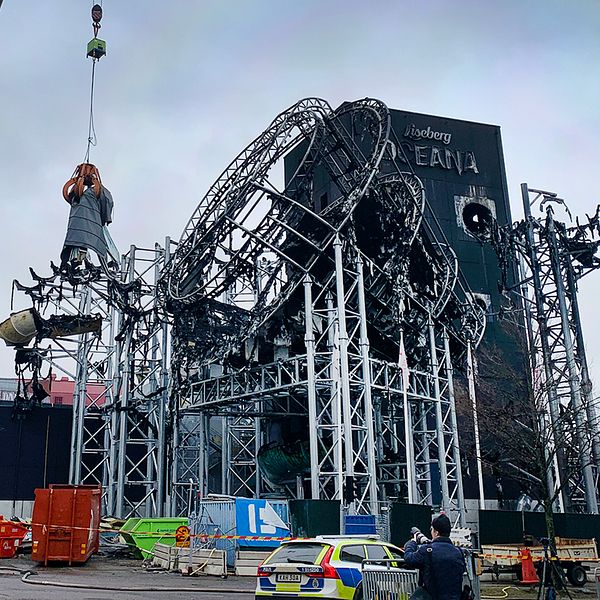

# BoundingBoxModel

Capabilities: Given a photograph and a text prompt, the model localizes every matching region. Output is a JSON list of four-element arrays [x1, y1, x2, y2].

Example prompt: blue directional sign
[[235, 498, 290, 547]]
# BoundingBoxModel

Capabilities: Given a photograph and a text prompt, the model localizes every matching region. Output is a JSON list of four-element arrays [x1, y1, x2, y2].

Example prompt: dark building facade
[[284, 104, 522, 502], [288, 106, 516, 351], [386, 110, 514, 345]]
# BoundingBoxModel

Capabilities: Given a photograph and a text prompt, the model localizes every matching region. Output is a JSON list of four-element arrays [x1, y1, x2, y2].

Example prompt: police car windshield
[[269, 543, 327, 564]]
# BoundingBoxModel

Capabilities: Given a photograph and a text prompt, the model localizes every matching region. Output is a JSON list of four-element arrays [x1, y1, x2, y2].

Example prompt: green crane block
[[87, 38, 106, 59]]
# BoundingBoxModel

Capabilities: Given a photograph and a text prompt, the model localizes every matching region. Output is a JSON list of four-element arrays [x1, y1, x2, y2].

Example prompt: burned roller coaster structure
[[5, 97, 600, 519], [160, 97, 485, 519]]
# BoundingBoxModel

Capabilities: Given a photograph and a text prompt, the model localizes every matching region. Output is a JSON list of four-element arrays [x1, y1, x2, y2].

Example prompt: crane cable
[[83, 2, 105, 164]]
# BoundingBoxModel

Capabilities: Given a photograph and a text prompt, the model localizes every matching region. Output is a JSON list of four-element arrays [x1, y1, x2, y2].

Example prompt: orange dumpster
[[31, 484, 101, 565]]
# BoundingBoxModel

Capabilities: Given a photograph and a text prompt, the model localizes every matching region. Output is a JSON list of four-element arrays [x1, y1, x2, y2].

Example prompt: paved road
[[0, 556, 256, 600], [2, 555, 596, 600]]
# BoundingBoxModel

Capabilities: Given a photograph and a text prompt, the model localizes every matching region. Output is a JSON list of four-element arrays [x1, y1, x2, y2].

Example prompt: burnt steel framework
[[9, 243, 172, 518], [161, 98, 486, 520], [494, 185, 600, 513], [6, 98, 600, 520]]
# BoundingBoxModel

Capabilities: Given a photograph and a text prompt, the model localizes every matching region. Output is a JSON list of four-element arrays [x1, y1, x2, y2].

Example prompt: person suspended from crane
[[60, 3, 118, 278]]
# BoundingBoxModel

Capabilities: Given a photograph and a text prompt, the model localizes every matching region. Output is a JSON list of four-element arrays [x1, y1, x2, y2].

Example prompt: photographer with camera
[[403, 513, 467, 600]]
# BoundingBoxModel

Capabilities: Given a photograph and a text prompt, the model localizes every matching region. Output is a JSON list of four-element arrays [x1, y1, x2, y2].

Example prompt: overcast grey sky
[[1, 1, 599, 386]]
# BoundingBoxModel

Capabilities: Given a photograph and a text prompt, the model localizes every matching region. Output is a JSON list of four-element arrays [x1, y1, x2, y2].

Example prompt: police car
[[255, 536, 405, 600]]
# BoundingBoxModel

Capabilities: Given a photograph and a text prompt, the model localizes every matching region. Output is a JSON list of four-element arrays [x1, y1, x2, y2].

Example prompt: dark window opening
[[473, 297, 488, 313], [462, 202, 493, 239]]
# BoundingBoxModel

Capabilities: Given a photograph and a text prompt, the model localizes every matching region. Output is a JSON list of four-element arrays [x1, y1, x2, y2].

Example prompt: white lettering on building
[[404, 123, 452, 145]]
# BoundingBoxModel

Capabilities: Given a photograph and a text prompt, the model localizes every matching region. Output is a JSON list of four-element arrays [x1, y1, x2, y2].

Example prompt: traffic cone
[[519, 548, 540, 584]]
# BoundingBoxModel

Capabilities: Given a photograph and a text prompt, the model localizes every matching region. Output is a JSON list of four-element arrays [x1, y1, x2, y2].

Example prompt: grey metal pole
[[254, 416, 261, 497], [222, 417, 230, 495], [467, 342, 486, 510], [333, 237, 355, 509], [116, 246, 137, 517], [157, 238, 171, 515], [108, 254, 127, 516], [401, 328, 417, 504], [197, 414, 206, 502], [443, 329, 467, 526], [303, 274, 320, 499], [70, 287, 92, 485], [103, 299, 117, 516], [564, 253, 600, 468], [327, 292, 344, 500], [356, 256, 379, 514], [430, 317, 450, 511], [170, 412, 180, 516]]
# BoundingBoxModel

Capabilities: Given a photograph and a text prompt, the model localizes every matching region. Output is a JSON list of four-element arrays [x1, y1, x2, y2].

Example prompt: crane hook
[[91, 4, 103, 38]]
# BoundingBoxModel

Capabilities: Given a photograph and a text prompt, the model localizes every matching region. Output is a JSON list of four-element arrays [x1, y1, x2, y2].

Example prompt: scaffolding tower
[[496, 184, 600, 513], [11, 243, 171, 518]]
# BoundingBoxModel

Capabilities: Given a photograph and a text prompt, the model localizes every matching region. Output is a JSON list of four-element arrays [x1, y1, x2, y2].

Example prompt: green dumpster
[[120, 517, 189, 559]]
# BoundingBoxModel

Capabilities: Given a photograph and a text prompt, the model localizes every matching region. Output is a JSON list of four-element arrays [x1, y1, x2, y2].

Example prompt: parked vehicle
[[480, 537, 598, 586], [255, 535, 405, 600]]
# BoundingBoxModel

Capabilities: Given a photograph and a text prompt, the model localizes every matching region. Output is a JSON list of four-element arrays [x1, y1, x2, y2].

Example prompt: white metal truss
[[375, 324, 466, 524], [174, 246, 468, 520], [106, 244, 171, 517], [508, 184, 599, 513], [165, 98, 484, 520], [11, 243, 171, 518]]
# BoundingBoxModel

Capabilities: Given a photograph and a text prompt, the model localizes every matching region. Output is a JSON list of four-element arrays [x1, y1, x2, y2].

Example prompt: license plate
[[276, 573, 301, 582]]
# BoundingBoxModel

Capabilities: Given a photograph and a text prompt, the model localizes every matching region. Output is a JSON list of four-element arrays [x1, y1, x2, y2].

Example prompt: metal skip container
[[31, 484, 101, 565], [0, 517, 28, 558]]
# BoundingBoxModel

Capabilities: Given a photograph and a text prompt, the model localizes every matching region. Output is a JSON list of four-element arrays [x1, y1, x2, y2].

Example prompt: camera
[[411, 526, 430, 545]]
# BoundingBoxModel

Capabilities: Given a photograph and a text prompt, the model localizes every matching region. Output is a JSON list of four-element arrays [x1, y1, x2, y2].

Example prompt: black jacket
[[403, 537, 465, 600]]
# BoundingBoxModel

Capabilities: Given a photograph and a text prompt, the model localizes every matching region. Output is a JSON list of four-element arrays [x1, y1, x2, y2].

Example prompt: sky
[[1, 0, 600, 388]]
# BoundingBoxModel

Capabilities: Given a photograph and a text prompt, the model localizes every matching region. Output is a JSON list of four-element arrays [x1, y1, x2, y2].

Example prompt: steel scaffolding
[[495, 184, 600, 513], [164, 98, 485, 521], [16, 99, 600, 523], [11, 243, 171, 518]]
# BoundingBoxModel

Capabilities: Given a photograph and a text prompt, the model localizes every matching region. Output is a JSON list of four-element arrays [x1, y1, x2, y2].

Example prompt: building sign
[[404, 123, 452, 145], [399, 123, 479, 176], [235, 498, 289, 547]]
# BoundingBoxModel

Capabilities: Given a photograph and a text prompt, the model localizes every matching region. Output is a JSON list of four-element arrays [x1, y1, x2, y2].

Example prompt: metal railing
[[362, 559, 419, 600]]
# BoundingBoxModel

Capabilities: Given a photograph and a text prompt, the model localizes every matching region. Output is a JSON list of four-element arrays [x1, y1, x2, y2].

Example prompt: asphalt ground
[[0, 555, 597, 600], [0, 555, 256, 600]]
